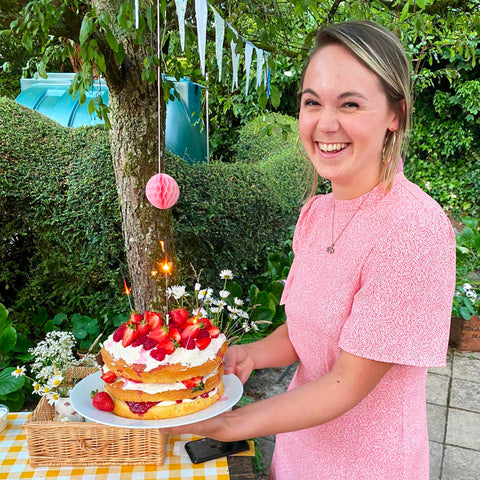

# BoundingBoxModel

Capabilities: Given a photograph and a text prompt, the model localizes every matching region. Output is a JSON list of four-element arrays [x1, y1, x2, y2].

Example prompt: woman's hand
[[223, 345, 256, 384]]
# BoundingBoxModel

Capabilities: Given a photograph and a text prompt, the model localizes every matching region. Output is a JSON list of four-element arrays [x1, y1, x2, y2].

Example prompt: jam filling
[[126, 401, 159, 415]]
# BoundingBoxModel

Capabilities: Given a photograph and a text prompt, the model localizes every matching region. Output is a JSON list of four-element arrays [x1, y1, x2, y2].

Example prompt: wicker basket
[[25, 368, 168, 468]]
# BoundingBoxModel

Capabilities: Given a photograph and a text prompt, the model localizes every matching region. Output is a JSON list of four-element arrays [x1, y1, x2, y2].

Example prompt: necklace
[[326, 193, 371, 254]]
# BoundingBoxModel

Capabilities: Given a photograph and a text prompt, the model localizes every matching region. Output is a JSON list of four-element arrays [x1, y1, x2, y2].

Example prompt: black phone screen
[[185, 438, 249, 464]]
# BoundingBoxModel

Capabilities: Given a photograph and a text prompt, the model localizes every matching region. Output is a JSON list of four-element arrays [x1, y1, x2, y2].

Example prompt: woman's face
[[299, 44, 399, 199]]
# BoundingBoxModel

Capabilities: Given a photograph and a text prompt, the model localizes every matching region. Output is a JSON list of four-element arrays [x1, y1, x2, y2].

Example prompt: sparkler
[[123, 278, 133, 311]]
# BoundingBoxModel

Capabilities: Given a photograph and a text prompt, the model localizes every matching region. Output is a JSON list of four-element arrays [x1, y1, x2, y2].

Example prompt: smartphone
[[185, 438, 249, 464]]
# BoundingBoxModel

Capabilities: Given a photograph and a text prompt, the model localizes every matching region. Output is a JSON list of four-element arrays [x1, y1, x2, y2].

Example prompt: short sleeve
[[339, 208, 456, 367]]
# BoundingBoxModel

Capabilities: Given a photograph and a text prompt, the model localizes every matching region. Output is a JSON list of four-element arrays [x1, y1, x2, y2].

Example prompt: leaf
[[0, 327, 16, 355], [104, 28, 119, 53], [79, 15, 93, 46], [0, 368, 25, 396], [53, 313, 68, 326], [400, 1, 411, 22], [0, 389, 25, 412], [250, 306, 274, 323]]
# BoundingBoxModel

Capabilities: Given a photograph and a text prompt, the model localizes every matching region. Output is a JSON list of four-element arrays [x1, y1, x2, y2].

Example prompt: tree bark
[[103, 35, 176, 313]]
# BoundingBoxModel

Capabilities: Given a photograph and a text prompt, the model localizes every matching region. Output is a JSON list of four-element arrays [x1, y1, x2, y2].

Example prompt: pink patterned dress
[[270, 171, 456, 480]]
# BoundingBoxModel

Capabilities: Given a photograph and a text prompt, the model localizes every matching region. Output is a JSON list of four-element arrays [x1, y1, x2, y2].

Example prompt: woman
[[167, 21, 456, 479]]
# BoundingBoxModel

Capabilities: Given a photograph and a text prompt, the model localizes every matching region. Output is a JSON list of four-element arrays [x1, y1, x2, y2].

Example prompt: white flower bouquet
[[12, 331, 98, 404], [166, 269, 271, 344]]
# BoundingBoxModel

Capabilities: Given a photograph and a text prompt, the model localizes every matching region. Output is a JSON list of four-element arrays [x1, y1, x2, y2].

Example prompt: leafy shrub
[[235, 112, 298, 164], [0, 97, 126, 317]]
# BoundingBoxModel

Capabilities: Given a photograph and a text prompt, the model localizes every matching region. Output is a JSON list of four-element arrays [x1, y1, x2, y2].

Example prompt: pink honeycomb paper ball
[[145, 173, 180, 209]]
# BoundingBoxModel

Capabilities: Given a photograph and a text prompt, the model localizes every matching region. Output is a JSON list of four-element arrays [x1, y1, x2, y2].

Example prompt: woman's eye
[[303, 99, 320, 107], [342, 102, 359, 108]]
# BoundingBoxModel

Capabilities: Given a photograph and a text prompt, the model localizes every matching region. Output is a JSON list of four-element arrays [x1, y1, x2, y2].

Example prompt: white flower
[[210, 307, 220, 314], [216, 300, 227, 309], [242, 321, 251, 332], [219, 290, 230, 299], [198, 288, 213, 301], [46, 391, 60, 405], [12, 365, 26, 377], [219, 269, 234, 280], [32, 383, 42, 395], [167, 285, 188, 300], [464, 283, 473, 290], [284, 70, 293, 77], [48, 373, 63, 389], [237, 309, 249, 319], [251, 322, 259, 332], [194, 283, 201, 292], [234, 297, 244, 306]]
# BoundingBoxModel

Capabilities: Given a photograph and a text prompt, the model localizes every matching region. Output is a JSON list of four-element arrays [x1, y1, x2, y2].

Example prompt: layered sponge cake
[[100, 309, 228, 420]]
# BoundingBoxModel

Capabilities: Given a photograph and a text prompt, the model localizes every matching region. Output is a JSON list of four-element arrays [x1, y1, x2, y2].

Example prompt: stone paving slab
[[426, 373, 451, 406], [441, 445, 480, 480], [452, 354, 480, 382], [427, 404, 448, 443], [450, 378, 480, 413], [446, 408, 480, 450], [429, 441, 443, 480]]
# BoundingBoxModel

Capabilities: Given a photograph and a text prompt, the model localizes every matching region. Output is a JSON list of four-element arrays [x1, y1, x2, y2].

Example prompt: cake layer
[[101, 341, 228, 383], [110, 382, 225, 420], [104, 366, 223, 402]]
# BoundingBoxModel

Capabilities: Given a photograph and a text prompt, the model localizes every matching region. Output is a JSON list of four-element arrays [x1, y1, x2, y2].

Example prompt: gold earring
[[296, 136, 310, 161]]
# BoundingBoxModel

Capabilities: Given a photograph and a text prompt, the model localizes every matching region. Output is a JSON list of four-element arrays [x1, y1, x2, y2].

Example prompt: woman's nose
[[315, 108, 340, 133]]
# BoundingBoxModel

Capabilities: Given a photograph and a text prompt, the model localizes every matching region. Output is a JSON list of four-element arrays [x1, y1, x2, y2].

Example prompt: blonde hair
[[303, 21, 412, 195]]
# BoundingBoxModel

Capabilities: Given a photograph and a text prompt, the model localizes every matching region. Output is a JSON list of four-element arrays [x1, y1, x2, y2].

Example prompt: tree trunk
[[106, 38, 176, 313]]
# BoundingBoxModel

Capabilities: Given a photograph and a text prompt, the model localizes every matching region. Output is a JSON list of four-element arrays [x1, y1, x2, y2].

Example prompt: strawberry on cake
[[99, 308, 228, 420]]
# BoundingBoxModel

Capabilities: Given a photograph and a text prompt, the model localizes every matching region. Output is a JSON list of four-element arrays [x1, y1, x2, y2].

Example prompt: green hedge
[[0, 98, 126, 316], [0, 99, 307, 317]]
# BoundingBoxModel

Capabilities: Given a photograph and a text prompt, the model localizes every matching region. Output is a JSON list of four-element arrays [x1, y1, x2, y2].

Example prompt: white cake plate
[[70, 370, 243, 429]]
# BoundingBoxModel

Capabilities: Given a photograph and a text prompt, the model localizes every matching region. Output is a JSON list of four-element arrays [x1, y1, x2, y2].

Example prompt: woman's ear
[[389, 99, 406, 131]]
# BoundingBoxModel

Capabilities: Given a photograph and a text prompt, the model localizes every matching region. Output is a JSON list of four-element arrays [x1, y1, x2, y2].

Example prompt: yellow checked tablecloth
[[0, 413, 230, 480]]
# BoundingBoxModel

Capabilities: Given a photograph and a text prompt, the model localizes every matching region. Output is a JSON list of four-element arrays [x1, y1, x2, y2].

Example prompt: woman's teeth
[[318, 143, 348, 152]]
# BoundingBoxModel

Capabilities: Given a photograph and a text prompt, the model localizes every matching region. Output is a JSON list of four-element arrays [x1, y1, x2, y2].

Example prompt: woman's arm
[[166, 350, 393, 441], [224, 323, 299, 383]]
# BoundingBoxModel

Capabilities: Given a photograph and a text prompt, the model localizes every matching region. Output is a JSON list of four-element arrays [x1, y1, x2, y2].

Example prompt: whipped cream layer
[[102, 367, 219, 395], [103, 333, 227, 371], [154, 387, 218, 407]]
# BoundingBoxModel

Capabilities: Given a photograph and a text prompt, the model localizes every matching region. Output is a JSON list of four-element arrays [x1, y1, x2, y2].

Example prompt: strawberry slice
[[207, 326, 220, 339], [168, 327, 181, 343], [197, 328, 210, 339], [142, 337, 158, 350], [157, 338, 175, 355], [122, 322, 139, 347], [112, 323, 127, 342], [195, 336, 211, 350], [169, 308, 189, 327], [149, 325, 169, 343], [129, 313, 143, 324], [181, 324, 200, 340], [199, 317, 212, 329], [180, 337, 196, 349], [100, 371, 117, 383], [181, 376, 203, 389], [136, 319, 151, 338], [145, 310, 163, 329]]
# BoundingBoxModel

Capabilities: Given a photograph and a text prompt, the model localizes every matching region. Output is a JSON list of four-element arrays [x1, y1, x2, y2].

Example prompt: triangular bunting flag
[[213, 8, 225, 81], [195, 0, 208, 75], [244, 42, 253, 95], [174, 0, 187, 52]]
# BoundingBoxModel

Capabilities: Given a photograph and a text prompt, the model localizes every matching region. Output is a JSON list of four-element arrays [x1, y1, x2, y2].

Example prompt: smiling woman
[[161, 22, 456, 480]]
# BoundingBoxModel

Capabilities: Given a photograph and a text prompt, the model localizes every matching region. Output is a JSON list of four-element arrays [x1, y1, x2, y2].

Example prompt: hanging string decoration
[[145, 0, 180, 210]]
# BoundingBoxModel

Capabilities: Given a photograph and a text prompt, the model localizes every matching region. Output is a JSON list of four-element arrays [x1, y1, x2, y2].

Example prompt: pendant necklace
[[326, 192, 371, 254]]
